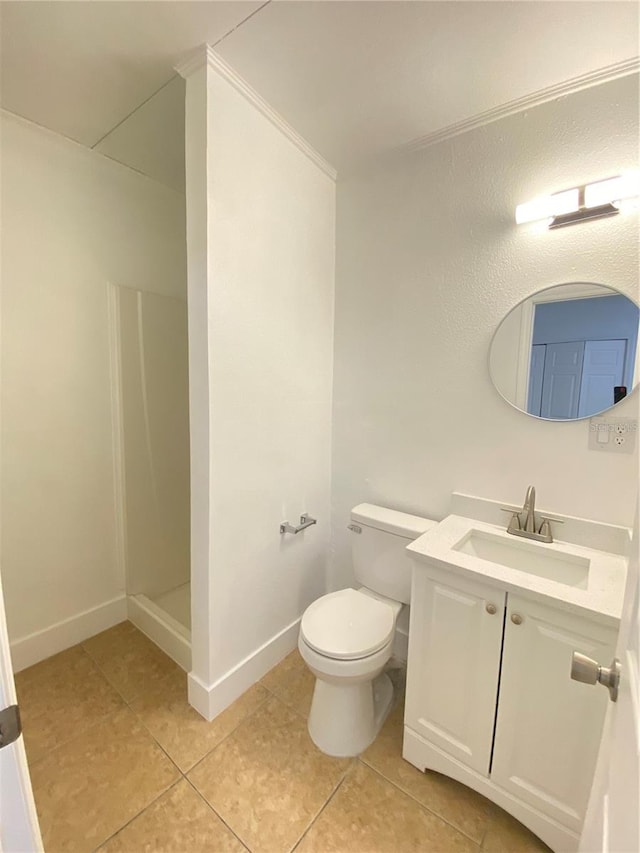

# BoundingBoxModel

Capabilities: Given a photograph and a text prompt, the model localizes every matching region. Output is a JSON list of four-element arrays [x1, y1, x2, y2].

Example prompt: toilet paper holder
[[280, 514, 317, 535]]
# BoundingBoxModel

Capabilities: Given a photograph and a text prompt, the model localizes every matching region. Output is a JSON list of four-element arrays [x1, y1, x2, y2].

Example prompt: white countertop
[[407, 514, 629, 627]]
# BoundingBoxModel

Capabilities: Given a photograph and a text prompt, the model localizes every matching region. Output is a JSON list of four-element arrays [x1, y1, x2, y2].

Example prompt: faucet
[[522, 485, 536, 533], [502, 485, 558, 543]]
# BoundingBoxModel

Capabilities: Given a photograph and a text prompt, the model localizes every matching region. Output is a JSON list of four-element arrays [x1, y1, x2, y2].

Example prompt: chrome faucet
[[502, 485, 560, 543]]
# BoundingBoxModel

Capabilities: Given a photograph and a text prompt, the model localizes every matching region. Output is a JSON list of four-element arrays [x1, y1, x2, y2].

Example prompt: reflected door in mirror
[[490, 283, 639, 421]]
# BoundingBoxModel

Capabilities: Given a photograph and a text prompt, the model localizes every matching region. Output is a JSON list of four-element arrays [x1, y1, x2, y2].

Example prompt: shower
[[112, 284, 191, 668]]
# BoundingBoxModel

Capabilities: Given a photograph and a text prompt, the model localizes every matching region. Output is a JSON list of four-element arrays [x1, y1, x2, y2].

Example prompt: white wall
[[331, 74, 640, 592], [489, 300, 524, 407], [0, 111, 186, 667], [182, 56, 335, 716]]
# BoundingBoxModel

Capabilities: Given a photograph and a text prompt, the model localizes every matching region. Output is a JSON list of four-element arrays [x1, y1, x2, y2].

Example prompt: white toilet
[[298, 503, 436, 757]]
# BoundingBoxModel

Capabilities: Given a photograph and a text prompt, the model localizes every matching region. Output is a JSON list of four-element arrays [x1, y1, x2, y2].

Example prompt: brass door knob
[[511, 613, 523, 625]]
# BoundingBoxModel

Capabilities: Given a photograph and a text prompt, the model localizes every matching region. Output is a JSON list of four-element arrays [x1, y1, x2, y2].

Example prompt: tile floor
[[16, 621, 552, 852]]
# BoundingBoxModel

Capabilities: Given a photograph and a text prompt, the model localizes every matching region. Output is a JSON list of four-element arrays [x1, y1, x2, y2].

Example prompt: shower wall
[[117, 287, 190, 604]]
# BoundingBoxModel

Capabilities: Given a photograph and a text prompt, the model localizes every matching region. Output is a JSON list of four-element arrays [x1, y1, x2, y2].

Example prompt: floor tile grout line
[[79, 624, 270, 780], [183, 693, 273, 777], [130, 710, 186, 777], [23, 632, 186, 800], [182, 774, 252, 852], [91, 776, 185, 852], [26, 706, 182, 849], [25, 703, 127, 771], [18, 636, 134, 770], [79, 632, 140, 705], [258, 680, 310, 721], [289, 763, 354, 853], [24, 636, 532, 852], [80, 627, 182, 707], [185, 690, 347, 853], [356, 757, 484, 849], [478, 809, 496, 850]]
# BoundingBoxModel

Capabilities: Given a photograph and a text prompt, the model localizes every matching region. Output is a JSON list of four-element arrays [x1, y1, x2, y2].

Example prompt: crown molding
[[400, 57, 640, 156], [174, 44, 209, 80], [175, 44, 337, 181]]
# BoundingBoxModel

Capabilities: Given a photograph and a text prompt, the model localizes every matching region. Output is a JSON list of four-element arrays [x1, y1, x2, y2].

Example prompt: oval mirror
[[489, 283, 639, 421]]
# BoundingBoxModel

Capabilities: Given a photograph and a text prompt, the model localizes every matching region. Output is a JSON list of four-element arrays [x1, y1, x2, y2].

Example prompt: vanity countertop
[[407, 514, 629, 627]]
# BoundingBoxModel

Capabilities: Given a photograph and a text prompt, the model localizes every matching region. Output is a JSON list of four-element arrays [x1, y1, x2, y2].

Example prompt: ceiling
[[1, 1, 638, 190]]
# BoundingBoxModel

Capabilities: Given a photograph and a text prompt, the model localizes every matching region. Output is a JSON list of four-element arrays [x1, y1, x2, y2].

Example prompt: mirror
[[489, 283, 639, 421]]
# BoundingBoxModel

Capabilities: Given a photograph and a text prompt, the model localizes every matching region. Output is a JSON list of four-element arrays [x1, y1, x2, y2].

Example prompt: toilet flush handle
[[347, 524, 362, 534]]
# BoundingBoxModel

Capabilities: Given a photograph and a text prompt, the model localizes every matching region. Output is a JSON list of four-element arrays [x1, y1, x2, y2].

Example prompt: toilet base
[[308, 672, 394, 757]]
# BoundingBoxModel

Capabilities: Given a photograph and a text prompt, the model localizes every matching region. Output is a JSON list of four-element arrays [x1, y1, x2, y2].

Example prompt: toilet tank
[[350, 504, 437, 604]]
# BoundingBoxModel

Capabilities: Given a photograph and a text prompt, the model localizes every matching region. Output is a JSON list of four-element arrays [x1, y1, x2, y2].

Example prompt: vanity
[[402, 494, 630, 853]]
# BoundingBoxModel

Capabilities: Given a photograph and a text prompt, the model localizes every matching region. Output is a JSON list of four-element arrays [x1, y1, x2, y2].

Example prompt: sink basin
[[453, 529, 590, 589]]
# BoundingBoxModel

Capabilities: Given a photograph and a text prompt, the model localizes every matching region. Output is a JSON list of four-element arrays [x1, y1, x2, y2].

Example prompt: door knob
[[571, 652, 621, 702]]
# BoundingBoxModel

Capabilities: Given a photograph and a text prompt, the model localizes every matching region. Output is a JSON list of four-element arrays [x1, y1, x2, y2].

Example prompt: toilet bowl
[[299, 587, 401, 756], [298, 504, 436, 757]]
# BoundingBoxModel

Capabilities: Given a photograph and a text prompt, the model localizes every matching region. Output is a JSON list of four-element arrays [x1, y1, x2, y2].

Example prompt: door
[[577, 339, 627, 418], [405, 566, 505, 775], [491, 595, 617, 833], [0, 569, 42, 852], [540, 341, 585, 419], [579, 506, 639, 853]]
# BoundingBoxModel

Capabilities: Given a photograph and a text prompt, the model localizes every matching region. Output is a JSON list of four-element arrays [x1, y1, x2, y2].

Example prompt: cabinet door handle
[[511, 613, 523, 625], [485, 603, 497, 615]]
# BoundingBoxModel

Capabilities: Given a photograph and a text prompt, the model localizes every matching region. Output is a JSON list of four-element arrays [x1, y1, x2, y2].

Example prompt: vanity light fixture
[[584, 173, 640, 209], [515, 173, 640, 229], [515, 189, 579, 226]]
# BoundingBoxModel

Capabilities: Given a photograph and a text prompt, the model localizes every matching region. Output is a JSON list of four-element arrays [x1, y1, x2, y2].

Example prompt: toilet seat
[[300, 588, 396, 661]]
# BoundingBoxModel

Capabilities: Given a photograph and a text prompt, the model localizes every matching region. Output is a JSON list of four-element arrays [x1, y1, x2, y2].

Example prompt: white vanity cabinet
[[404, 563, 618, 852], [404, 569, 506, 775]]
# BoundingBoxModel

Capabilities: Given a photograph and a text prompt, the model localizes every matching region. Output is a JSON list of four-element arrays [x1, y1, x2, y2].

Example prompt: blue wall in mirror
[[532, 295, 639, 390]]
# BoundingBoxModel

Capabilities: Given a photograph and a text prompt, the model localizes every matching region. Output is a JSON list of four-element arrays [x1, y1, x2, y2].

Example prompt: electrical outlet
[[589, 417, 637, 454]]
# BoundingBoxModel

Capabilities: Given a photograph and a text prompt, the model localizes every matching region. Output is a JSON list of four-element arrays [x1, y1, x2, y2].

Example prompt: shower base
[[127, 582, 191, 671]]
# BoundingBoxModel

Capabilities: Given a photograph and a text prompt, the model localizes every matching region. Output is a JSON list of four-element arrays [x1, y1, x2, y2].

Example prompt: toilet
[[298, 503, 436, 757]]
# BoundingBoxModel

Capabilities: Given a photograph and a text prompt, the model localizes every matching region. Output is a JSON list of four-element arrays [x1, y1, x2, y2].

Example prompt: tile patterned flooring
[[16, 621, 552, 852]]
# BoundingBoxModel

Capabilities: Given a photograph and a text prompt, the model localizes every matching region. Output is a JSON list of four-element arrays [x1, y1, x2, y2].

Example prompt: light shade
[[584, 173, 640, 208], [515, 188, 580, 224]]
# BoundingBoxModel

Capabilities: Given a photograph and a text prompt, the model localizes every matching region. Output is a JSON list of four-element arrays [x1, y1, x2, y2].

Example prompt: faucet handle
[[500, 507, 521, 530], [538, 516, 564, 529], [537, 516, 564, 541]]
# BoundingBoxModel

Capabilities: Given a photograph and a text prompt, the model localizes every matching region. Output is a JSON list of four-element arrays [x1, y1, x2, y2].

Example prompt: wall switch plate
[[588, 417, 637, 454]]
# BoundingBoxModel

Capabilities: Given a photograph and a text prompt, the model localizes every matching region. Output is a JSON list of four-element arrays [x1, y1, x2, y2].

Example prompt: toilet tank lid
[[351, 504, 437, 539]]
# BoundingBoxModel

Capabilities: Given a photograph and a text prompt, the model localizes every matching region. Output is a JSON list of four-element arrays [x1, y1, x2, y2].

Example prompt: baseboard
[[128, 594, 191, 671], [188, 617, 300, 720], [10, 595, 128, 672]]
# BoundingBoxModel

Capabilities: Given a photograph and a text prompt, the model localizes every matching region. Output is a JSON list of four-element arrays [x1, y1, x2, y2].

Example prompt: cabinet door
[[405, 567, 505, 775], [491, 595, 617, 833]]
